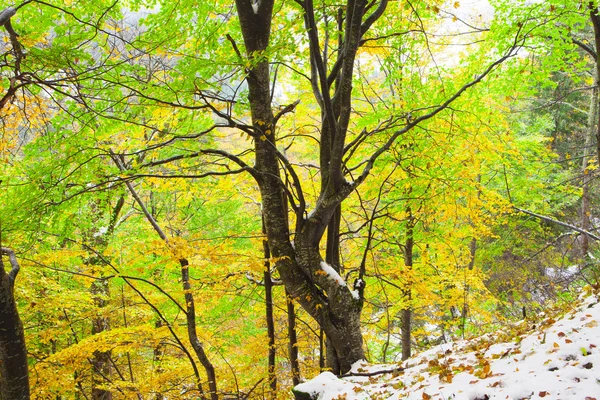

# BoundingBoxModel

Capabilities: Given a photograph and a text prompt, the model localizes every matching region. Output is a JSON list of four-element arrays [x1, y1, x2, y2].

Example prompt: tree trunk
[[234, 0, 370, 374], [153, 320, 166, 400], [286, 290, 301, 386], [589, 3, 600, 164], [87, 196, 124, 400], [581, 69, 598, 258], [263, 221, 277, 397], [325, 205, 342, 373], [91, 278, 112, 400], [0, 247, 29, 400], [401, 206, 414, 361]]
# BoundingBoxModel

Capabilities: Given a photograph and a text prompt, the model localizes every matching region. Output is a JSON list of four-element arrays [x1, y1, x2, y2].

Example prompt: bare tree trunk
[[91, 278, 112, 400], [286, 290, 301, 386], [88, 196, 123, 400], [263, 221, 277, 397], [153, 319, 165, 400], [401, 206, 414, 361], [325, 205, 342, 373], [0, 247, 29, 400], [180, 258, 218, 400], [589, 3, 600, 164], [582, 70, 598, 257]]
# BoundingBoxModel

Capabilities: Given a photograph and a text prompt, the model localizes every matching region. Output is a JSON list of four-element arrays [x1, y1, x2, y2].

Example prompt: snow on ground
[[295, 290, 600, 399]]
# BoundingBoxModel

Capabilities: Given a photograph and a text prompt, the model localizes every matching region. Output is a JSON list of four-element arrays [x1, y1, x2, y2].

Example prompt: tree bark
[[286, 290, 301, 386], [581, 68, 598, 257], [325, 205, 342, 373], [91, 278, 112, 400], [88, 196, 123, 400], [401, 206, 414, 361], [0, 247, 29, 400], [589, 2, 600, 163], [262, 221, 277, 397]]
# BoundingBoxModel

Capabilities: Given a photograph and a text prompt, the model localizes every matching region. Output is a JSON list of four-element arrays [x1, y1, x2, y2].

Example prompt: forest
[[0, 0, 599, 399]]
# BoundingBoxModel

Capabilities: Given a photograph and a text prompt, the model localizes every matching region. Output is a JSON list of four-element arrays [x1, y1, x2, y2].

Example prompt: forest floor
[[295, 289, 600, 399]]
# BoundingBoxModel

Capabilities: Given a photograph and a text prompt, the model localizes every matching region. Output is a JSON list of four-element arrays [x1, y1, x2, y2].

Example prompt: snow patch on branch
[[320, 261, 347, 287], [93, 226, 108, 237], [251, 0, 260, 14]]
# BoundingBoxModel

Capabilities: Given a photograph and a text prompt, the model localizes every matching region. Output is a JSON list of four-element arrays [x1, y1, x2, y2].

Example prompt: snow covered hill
[[295, 290, 600, 399]]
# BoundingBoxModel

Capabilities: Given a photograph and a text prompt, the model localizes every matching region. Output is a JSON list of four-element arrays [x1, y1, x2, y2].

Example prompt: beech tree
[[228, 0, 527, 373]]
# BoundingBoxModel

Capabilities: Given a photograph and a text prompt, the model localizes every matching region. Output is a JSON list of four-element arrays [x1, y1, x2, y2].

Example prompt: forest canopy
[[0, 0, 599, 399]]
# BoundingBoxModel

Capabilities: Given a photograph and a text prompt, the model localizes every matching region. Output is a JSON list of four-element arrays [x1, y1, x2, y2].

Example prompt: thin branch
[[341, 366, 404, 378], [0, 247, 20, 282], [514, 207, 600, 241], [572, 37, 597, 60]]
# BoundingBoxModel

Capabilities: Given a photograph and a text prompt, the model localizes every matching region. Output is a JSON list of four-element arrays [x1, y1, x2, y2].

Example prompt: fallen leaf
[[539, 391, 549, 397], [585, 320, 598, 328]]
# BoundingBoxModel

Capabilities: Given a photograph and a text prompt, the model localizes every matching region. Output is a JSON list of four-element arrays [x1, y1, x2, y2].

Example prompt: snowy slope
[[295, 291, 600, 399]]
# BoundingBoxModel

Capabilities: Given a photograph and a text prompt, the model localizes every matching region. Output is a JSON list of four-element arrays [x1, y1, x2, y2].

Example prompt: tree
[[230, 0, 527, 373], [0, 247, 29, 400]]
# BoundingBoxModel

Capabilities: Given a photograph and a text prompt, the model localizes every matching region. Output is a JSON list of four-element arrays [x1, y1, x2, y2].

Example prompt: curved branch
[[360, 0, 388, 36], [514, 207, 600, 241], [0, 247, 19, 282], [572, 36, 597, 60]]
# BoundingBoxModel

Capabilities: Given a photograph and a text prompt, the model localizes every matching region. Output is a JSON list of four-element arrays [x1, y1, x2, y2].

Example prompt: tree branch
[[0, 247, 20, 282], [514, 207, 600, 241]]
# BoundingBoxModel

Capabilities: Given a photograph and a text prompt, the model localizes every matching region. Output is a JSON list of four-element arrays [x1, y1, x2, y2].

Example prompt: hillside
[[295, 290, 600, 400]]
